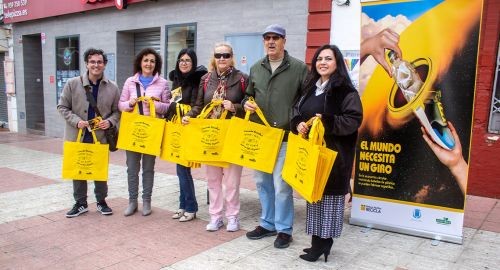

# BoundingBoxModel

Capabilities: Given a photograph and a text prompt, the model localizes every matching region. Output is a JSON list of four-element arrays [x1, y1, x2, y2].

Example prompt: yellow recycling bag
[[183, 100, 230, 168], [160, 104, 201, 168], [282, 117, 337, 203], [221, 98, 284, 173], [117, 96, 165, 156], [62, 129, 109, 181]]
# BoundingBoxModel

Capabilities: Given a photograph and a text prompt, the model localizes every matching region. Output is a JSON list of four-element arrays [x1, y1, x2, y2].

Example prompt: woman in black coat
[[291, 44, 363, 262], [166, 48, 207, 222]]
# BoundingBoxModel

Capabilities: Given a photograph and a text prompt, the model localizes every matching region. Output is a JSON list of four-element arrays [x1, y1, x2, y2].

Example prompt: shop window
[[489, 41, 500, 133], [165, 23, 196, 75], [55, 36, 79, 103]]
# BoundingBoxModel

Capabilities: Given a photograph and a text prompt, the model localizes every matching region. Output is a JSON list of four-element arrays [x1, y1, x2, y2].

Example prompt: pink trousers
[[206, 164, 243, 220]]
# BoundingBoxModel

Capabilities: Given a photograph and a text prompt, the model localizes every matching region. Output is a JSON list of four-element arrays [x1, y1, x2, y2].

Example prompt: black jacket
[[291, 84, 363, 195], [166, 66, 207, 120]]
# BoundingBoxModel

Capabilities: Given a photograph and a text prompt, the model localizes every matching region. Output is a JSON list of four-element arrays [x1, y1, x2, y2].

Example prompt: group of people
[[57, 24, 363, 263]]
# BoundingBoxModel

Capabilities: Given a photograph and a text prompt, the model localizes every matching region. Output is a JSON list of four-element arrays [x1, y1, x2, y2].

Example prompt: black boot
[[299, 237, 333, 262], [302, 235, 321, 253]]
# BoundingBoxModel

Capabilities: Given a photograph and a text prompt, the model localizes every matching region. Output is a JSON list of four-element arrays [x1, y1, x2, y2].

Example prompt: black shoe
[[66, 202, 88, 218], [97, 201, 113, 215], [303, 235, 321, 253], [246, 226, 277, 240], [299, 237, 333, 262], [274, 232, 293, 249]]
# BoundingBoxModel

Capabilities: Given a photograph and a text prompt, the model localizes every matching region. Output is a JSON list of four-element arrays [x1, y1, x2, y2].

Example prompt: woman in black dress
[[291, 44, 363, 262]]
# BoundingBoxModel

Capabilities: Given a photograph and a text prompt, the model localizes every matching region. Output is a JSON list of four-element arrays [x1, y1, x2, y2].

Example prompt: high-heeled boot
[[299, 237, 333, 262], [303, 235, 321, 253], [124, 200, 138, 216], [142, 200, 152, 216]]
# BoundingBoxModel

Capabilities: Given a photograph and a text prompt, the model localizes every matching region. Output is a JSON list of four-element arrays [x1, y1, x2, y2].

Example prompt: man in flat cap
[[243, 24, 308, 248]]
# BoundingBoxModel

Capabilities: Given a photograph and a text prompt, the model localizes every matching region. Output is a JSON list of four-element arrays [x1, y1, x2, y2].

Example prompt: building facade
[[4, 0, 308, 136]]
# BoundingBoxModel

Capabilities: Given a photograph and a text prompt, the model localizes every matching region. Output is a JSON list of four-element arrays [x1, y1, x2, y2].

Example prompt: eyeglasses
[[88, 60, 104, 65], [178, 59, 192, 64], [316, 57, 334, 63], [264, 35, 282, 41], [214, 53, 232, 59]]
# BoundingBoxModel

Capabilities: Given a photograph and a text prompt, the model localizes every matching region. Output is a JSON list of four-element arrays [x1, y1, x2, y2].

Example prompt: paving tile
[[0, 168, 56, 193], [1, 133, 500, 270], [480, 220, 500, 233], [0, 222, 17, 235], [464, 195, 496, 212], [103, 255, 163, 270]]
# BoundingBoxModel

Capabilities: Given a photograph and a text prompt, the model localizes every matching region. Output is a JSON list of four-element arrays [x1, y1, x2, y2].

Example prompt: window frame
[[488, 40, 500, 134], [165, 23, 197, 76], [54, 35, 80, 103]]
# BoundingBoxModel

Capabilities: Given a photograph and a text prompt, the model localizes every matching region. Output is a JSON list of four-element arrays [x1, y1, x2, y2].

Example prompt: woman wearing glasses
[[167, 48, 208, 222], [118, 48, 171, 217], [182, 42, 248, 231], [291, 44, 363, 262]]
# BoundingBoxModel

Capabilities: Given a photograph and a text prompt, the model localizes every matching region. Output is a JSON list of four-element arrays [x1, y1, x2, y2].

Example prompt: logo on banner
[[360, 204, 381, 213], [412, 209, 422, 219], [436, 217, 451, 225]]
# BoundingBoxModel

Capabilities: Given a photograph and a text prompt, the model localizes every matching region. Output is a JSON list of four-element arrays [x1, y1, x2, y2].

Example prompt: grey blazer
[[57, 73, 121, 143]]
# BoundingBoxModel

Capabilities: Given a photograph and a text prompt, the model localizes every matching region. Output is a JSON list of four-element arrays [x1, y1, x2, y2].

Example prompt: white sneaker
[[206, 218, 224, 231], [226, 217, 240, 232]]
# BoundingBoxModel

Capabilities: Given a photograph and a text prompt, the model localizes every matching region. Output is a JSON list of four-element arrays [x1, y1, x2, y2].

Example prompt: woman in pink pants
[[182, 42, 248, 232]]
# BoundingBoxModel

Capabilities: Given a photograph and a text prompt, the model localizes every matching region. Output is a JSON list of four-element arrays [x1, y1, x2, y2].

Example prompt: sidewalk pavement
[[0, 131, 499, 270]]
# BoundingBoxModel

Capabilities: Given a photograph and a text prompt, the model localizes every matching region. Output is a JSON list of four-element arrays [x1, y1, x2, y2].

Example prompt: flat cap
[[263, 24, 286, 37]]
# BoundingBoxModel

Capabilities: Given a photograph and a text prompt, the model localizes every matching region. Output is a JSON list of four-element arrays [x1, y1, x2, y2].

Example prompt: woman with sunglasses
[[182, 42, 248, 231], [291, 44, 363, 262], [167, 48, 208, 222], [118, 48, 171, 217]]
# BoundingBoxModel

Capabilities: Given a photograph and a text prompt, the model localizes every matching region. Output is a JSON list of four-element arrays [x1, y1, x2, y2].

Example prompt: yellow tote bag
[[183, 100, 230, 168], [221, 99, 284, 173], [160, 104, 201, 168], [282, 117, 337, 203], [117, 97, 165, 156], [62, 129, 109, 181]]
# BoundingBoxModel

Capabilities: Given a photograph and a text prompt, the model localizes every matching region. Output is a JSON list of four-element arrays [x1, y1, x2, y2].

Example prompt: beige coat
[[57, 73, 121, 143]]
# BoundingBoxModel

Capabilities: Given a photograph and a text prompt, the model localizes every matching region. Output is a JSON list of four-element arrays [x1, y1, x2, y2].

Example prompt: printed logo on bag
[[76, 149, 95, 175], [435, 217, 451, 225], [131, 121, 151, 146], [240, 130, 262, 162], [293, 147, 309, 184], [360, 204, 382, 213], [412, 209, 422, 220], [201, 125, 222, 154]]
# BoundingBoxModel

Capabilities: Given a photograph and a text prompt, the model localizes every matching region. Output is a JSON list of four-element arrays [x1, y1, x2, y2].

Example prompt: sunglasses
[[264, 35, 282, 41], [214, 53, 232, 59]]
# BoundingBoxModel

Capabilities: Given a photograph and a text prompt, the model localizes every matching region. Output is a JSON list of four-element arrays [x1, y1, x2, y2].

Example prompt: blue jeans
[[177, 164, 198, 212], [254, 142, 293, 235]]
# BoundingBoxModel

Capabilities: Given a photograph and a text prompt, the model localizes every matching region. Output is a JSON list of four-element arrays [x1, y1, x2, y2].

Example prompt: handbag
[[282, 117, 337, 203], [183, 100, 230, 168], [160, 103, 201, 168], [62, 129, 109, 181], [81, 76, 118, 152], [221, 98, 284, 173], [117, 96, 165, 156]]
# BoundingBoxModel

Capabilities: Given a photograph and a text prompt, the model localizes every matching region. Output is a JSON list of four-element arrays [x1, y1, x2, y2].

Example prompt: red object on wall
[[468, 0, 500, 198], [306, 0, 332, 65]]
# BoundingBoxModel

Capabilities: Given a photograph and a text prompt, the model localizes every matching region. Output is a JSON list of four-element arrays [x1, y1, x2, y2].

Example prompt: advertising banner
[[350, 0, 483, 244]]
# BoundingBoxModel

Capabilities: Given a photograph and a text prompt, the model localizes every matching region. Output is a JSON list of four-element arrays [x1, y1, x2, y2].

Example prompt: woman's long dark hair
[[302, 44, 354, 95], [171, 48, 198, 88]]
